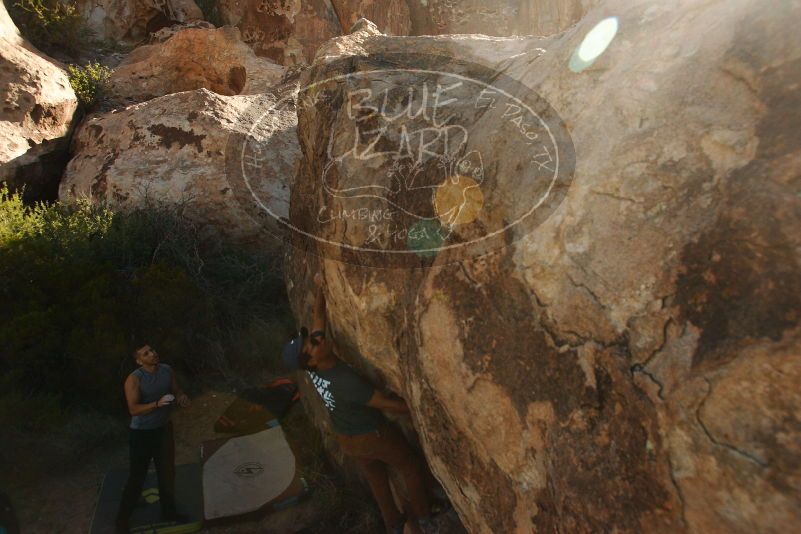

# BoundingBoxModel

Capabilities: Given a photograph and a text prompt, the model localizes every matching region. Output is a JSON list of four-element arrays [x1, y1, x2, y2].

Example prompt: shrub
[[46, 410, 127, 466], [0, 185, 292, 421], [67, 62, 112, 108], [9, 0, 91, 57], [0, 389, 63, 432]]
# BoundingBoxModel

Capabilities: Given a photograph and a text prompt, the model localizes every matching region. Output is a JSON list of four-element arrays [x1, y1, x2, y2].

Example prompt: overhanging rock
[[284, 1, 801, 532]]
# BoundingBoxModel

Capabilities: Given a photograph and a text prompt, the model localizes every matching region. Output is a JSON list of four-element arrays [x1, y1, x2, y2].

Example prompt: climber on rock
[[282, 272, 434, 534]]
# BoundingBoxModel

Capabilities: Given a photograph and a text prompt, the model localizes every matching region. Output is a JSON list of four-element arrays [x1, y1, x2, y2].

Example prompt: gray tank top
[[130, 363, 173, 430]]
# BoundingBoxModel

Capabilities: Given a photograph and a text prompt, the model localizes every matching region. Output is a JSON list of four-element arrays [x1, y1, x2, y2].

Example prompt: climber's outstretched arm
[[367, 390, 410, 414]]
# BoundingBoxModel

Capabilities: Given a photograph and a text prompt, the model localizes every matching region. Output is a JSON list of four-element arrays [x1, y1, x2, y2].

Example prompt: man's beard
[[299, 352, 314, 370]]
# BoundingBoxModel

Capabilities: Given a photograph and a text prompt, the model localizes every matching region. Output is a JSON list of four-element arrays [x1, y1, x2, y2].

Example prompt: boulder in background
[[59, 87, 299, 245], [107, 24, 286, 106], [215, 0, 341, 65], [73, 0, 204, 43], [0, 0, 78, 201]]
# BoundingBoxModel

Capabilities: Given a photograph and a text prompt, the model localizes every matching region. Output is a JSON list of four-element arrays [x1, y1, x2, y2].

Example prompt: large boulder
[[215, 0, 341, 65], [59, 87, 299, 244], [147, 19, 216, 41], [107, 24, 286, 106], [284, 1, 801, 532], [0, 0, 78, 201], [330, 0, 595, 37], [73, 0, 204, 43], [329, 0, 410, 35]]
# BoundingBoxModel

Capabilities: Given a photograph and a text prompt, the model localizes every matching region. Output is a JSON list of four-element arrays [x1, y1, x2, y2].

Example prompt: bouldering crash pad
[[201, 426, 308, 522], [90, 463, 203, 534]]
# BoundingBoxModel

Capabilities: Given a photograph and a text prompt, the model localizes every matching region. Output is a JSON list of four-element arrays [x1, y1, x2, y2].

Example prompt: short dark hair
[[132, 344, 149, 362]]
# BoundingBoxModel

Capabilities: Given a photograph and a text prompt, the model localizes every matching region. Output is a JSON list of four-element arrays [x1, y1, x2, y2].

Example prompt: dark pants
[[116, 422, 176, 523], [336, 422, 431, 532]]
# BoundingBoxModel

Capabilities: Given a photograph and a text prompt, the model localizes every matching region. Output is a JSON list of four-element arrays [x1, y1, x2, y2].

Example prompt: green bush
[[0, 389, 63, 432], [47, 410, 127, 466], [0, 185, 293, 423], [9, 0, 92, 56], [67, 62, 112, 108]]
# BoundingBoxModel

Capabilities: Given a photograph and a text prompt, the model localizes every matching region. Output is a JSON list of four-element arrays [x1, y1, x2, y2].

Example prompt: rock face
[[59, 88, 299, 244], [74, 0, 204, 43], [0, 1, 78, 201], [216, 0, 341, 65], [147, 19, 216, 42], [108, 24, 286, 105], [285, 1, 801, 532], [329, 0, 411, 35], [330, 0, 595, 37]]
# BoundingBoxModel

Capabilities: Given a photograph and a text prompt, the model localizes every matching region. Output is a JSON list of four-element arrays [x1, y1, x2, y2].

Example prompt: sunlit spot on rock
[[435, 175, 484, 226], [569, 16, 619, 73]]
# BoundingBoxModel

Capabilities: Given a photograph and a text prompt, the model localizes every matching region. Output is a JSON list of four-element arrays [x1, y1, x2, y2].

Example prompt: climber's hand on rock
[[313, 272, 323, 287]]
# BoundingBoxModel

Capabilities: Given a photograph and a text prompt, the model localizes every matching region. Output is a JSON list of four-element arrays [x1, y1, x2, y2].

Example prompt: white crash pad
[[202, 426, 297, 520]]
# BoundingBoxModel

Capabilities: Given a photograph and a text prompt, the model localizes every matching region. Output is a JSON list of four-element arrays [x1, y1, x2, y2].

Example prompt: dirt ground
[[4, 385, 344, 534]]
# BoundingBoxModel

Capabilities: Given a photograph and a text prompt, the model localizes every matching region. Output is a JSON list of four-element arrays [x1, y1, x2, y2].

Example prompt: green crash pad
[[90, 463, 203, 534]]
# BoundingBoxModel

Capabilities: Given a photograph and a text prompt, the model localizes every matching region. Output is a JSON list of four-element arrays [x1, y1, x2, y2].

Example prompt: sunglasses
[[310, 331, 324, 346], [299, 327, 325, 345]]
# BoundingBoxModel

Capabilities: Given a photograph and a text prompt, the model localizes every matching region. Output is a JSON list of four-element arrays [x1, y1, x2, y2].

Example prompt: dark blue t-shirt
[[307, 361, 384, 435]]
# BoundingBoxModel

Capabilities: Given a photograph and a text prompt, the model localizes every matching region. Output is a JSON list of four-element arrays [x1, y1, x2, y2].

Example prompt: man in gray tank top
[[115, 344, 191, 534]]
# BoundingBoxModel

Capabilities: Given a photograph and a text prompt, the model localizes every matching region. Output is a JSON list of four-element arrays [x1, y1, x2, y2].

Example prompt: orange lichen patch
[[434, 174, 484, 226]]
